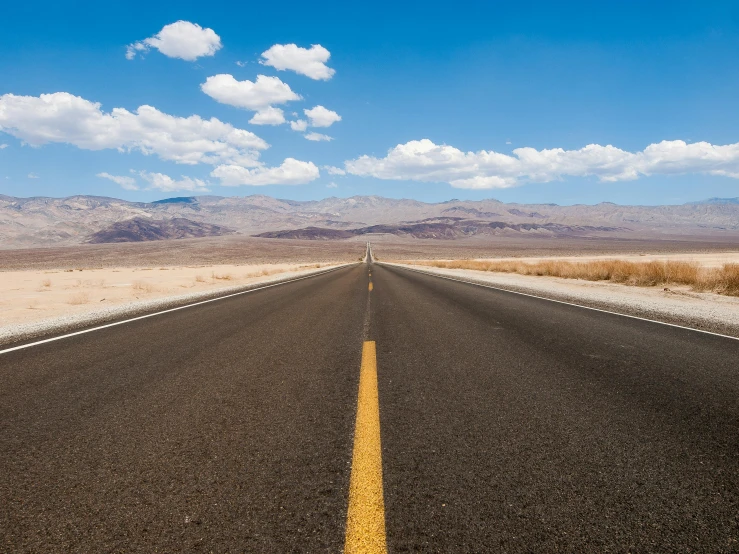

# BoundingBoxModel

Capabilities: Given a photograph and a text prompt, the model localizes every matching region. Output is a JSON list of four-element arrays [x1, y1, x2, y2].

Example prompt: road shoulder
[[385, 262, 739, 338]]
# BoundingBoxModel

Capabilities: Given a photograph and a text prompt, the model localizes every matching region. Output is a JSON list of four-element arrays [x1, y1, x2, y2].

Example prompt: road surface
[[1, 261, 738, 552]]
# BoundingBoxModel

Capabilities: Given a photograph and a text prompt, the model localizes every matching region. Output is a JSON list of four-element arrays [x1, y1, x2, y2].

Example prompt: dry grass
[[66, 292, 90, 305], [212, 272, 233, 280], [131, 280, 155, 293], [194, 274, 206, 283], [415, 259, 739, 297], [40, 278, 51, 289]]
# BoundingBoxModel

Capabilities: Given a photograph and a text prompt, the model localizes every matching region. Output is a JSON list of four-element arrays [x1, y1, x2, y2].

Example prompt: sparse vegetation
[[131, 280, 155, 293], [194, 274, 206, 283], [40, 278, 51, 288], [415, 259, 739, 297], [212, 272, 233, 280], [67, 292, 90, 305]]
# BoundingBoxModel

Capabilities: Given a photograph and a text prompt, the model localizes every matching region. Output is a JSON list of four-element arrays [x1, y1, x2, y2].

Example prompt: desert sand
[[0, 262, 330, 329], [465, 252, 739, 267]]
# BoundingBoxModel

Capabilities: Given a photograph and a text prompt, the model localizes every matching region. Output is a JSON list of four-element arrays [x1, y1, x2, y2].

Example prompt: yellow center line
[[345, 341, 387, 553], [368, 282, 374, 291]]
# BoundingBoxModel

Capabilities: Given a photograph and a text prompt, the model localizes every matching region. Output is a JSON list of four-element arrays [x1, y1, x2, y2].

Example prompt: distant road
[[2, 262, 738, 552]]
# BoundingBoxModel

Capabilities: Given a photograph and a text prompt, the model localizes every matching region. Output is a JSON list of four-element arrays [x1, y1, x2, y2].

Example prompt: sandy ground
[[392, 262, 739, 338], [464, 252, 739, 267], [0, 262, 331, 332], [3, 234, 738, 271]]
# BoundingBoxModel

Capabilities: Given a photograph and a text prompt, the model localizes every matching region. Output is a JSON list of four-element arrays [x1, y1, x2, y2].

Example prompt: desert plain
[[1, 232, 738, 343]]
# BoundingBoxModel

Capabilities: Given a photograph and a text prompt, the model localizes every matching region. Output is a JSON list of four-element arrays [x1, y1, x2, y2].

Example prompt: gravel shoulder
[[0, 264, 350, 348], [387, 262, 739, 338]]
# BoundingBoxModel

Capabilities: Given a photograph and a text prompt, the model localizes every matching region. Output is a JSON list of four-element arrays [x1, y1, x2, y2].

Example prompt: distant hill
[[1, 193, 739, 247], [688, 197, 739, 205], [86, 217, 235, 243], [152, 197, 197, 205], [255, 220, 624, 240]]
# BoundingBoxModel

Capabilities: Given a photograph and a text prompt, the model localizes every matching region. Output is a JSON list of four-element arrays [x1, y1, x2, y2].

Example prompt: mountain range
[[1, 194, 738, 248]]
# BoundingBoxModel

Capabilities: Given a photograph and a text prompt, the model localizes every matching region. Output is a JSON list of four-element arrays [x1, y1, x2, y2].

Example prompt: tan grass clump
[[194, 274, 206, 283], [416, 259, 739, 297], [131, 280, 155, 293], [67, 292, 90, 305]]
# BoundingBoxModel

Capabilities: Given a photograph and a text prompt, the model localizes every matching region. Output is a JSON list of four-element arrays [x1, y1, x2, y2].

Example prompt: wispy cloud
[[96, 172, 139, 190], [304, 132, 333, 142]]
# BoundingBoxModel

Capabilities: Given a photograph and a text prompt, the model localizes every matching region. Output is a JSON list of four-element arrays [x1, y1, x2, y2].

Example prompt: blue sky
[[1, 1, 739, 205]]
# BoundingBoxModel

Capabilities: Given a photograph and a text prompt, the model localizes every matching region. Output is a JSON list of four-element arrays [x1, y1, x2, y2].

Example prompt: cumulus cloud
[[304, 132, 333, 142], [344, 138, 739, 189], [0, 92, 267, 167], [201, 75, 301, 124], [304, 105, 341, 128], [290, 119, 308, 132], [323, 165, 346, 175], [249, 107, 286, 126], [27, 173, 39, 179], [211, 158, 320, 186], [326, 182, 338, 188], [0, 143, 7, 149], [0, 92, 326, 190], [96, 172, 139, 190], [126, 21, 222, 61], [260, 44, 335, 80], [139, 170, 210, 192]]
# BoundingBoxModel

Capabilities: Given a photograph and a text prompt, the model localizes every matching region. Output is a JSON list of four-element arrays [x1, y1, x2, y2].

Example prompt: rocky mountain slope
[[1, 194, 738, 247], [86, 217, 234, 243], [255, 219, 624, 240]]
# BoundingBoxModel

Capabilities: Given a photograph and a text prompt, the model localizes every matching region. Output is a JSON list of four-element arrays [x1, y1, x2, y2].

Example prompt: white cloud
[[290, 119, 308, 132], [27, 172, 39, 179], [139, 170, 210, 192], [211, 158, 320, 186], [249, 107, 286, 126], [323, 165, 346, 175], [304, 105, 341, 128], [201, 74, 301, 121], [0, 92, 267, 167], [126, 21, 222, 61], [344, 138, 739, 189], [304, 132, 333, 142], [96, 172, 139, 190], [0, 144, 7, 149], [235, 61, 247, 67], [326, 182, 338, 188], [260, 44, 335, 80]]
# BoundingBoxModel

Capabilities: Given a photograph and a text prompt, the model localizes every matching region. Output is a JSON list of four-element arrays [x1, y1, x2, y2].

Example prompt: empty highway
[[1, 260, 739, 552]]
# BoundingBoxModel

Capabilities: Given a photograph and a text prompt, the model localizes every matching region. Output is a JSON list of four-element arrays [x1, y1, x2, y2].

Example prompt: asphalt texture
[[2, 261, 739, 552]]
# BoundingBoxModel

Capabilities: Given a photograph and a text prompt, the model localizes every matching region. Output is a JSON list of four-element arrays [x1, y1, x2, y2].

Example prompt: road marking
[[368, 282, 374, 291], [387, 264, 739, 342], [0, 265, 353, 356], [345, 341, 387, 554]]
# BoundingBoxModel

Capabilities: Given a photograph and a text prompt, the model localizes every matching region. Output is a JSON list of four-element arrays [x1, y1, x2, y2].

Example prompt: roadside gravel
[[0, 264, 350, 348], [389, 263, 739, 338]]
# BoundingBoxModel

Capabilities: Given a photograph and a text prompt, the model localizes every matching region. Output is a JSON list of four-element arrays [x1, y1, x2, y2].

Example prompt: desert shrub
[[131, 280, 155, 293], [67, 292, 90, 305], [416, 259, 737, 297]]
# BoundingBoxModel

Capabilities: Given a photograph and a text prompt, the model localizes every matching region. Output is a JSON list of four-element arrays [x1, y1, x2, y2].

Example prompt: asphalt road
[[2, 261, 739, 552]]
